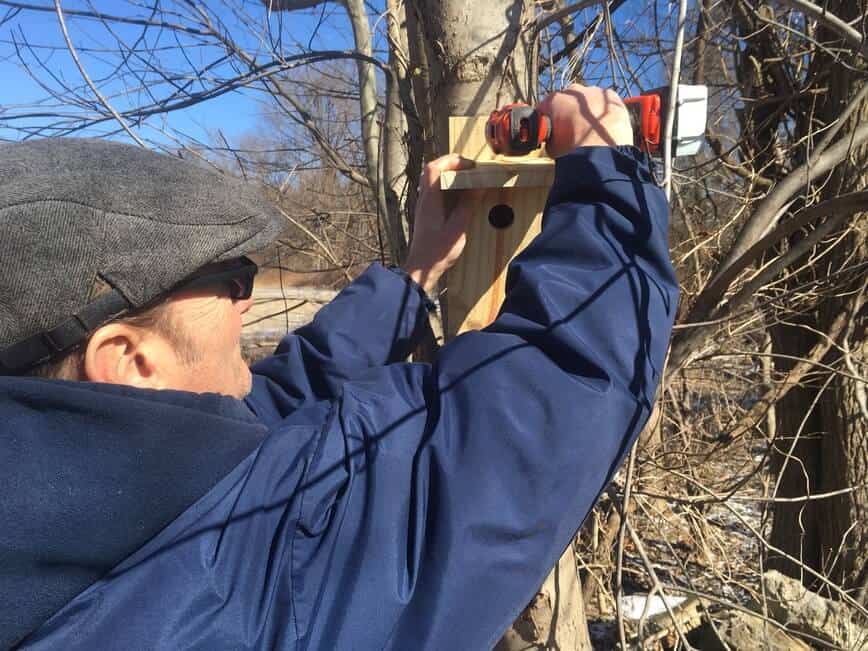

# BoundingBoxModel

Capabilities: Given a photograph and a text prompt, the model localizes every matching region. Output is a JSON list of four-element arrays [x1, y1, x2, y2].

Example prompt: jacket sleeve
[[244, 263, 431, 423], [287, 146, 679, 649]]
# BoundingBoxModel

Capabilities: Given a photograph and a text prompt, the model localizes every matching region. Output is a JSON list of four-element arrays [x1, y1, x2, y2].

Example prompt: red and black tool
[[485, 102, 554, 157], [623, 91, 663, 153], [485, 86, 707, 157]]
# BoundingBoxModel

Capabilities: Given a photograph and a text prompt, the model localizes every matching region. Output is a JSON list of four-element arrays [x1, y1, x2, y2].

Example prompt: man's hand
[[537, 84, 633, 158], [402, 154, 479, 294]]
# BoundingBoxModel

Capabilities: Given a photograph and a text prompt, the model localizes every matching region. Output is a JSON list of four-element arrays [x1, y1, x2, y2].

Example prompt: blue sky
[[0, 0, 671, 148], [0, 0, 360, 145]]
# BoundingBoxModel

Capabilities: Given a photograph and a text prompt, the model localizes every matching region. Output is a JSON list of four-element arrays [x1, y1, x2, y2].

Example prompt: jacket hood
[[0, 377, 267, 649]]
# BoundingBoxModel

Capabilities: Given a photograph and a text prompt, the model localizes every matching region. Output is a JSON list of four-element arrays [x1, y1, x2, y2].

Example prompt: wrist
[[389, 264, 439, 312], [402, 265, 443, 295]]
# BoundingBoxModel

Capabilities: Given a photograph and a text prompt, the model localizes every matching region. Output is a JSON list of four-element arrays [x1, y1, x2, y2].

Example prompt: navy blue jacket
[[2, 147, 677, 650]]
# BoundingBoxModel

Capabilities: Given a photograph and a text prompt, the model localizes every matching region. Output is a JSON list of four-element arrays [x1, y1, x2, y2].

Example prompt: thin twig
[[662, 0, 688, 200], [54, 0, 146, 146]]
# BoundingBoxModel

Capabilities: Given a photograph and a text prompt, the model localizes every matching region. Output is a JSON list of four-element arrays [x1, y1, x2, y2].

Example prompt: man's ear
[[83, 323, 166, 389]]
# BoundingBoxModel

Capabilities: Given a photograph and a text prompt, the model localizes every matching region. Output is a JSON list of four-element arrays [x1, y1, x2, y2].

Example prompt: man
[[0, 85, 677, 649]]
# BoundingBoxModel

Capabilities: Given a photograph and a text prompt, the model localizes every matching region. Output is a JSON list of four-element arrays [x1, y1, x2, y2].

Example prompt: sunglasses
[[176, 256, 258, 300]]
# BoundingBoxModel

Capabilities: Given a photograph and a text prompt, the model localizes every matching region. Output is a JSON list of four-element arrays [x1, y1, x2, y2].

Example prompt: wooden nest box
[[442, 116, 555, 338]]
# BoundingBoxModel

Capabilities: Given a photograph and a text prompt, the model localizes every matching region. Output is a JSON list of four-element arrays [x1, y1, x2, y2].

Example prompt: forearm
[[495, 145, 676, 400]]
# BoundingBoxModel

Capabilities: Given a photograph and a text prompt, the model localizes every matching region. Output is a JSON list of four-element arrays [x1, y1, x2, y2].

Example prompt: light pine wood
[[443, 116, 554, 337], [440, 160, 553, 190]]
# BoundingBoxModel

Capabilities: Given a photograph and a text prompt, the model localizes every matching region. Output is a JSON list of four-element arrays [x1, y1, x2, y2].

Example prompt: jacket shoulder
[[21, 400, 336, 651]]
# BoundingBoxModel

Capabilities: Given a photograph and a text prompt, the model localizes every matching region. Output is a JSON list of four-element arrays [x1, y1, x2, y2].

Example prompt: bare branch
[[261, 0, 330, 10], [53, 0, 146, 146], [542, 0, 627, 71], [713, 122, 868, 281], [776, 0, 868, 57], [720, 300, 855, 443], [533, 0, 600, 36], [0, 1, 212, 36], [662, 0, 688, 200], [672, 190, 868, 369]]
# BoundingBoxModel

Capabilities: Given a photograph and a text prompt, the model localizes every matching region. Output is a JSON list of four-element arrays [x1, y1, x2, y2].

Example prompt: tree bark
[[384, 0, 413, 253], [494, 547, 590, 651], [406, 0, 532, 153]]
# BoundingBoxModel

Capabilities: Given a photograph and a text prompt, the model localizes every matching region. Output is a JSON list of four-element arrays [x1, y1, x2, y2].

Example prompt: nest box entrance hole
[[488, 204, 515, 229]]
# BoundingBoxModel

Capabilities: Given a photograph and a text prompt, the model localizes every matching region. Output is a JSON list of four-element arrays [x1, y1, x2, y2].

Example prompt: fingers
[[419, 154, 475, 195], [538, 83, 582, 106], [536, 92, 553, 116], [538, 84, 624, 114], [538, 84, 634, 155], [603, 87, 625, 107], [435, 153, 476, 172]]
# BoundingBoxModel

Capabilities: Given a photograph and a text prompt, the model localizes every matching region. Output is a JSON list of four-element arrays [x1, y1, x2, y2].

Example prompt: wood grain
[[441, 160, 553, 190], [443, 116, 554, 337]]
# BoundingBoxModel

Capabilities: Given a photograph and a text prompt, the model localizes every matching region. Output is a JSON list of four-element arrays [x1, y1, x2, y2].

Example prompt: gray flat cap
[[0, 137, 285, 372]]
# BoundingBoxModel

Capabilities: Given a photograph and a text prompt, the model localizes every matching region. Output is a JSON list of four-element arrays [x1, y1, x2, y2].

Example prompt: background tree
[[765, 0, 867, 598]]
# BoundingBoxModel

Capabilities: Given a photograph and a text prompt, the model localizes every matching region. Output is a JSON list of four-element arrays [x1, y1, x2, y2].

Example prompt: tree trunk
[[768, 0, 868, 603], [384, 0, 413, 251], [494, 546, 590, 651], [406, 2, 592, 646], [407, 0, 532, 154], [343, 0, 406, 262]]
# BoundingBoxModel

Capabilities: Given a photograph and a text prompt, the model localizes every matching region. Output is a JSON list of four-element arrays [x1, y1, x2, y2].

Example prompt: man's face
[[81, 259, 257, 399], [161, 285, 255, 399], [141, 258, 257, 400]]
